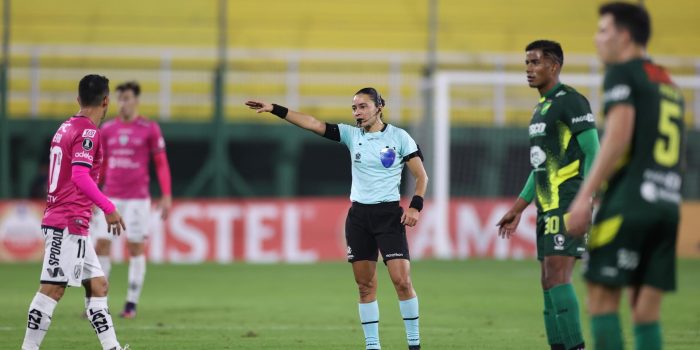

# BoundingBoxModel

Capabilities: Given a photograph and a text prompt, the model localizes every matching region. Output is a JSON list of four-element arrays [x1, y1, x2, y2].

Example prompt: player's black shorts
[[345, 201, 410, 263]]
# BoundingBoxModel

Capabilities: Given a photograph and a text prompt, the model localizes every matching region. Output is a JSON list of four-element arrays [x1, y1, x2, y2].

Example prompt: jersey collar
[[539, 82, 562, 103], [73, 115, 97, 127], [361, 123, 389, 135]]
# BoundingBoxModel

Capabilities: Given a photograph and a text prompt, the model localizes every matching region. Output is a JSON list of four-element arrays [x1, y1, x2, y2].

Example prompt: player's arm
[[71, 132, 125, 235], [245, 100, 326, 136], [566, 104, 634, 236], [151, 123, 172, 220], [497, 171, 533, 238], [576, 129, 600, 177], [402, 153, 428, 227], [71, 165, 125, 235]]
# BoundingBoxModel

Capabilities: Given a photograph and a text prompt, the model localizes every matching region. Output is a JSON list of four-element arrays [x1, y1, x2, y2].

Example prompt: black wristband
[[409, 195, 424, 212], [271, 104, 288, 119]]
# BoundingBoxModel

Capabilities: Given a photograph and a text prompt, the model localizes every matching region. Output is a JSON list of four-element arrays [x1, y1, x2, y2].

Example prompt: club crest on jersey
[[380, 147, 396, 168], [540, 100, 552, 115], [530, 146, 546, 168], [82, 138, 94, 151], [119, 135, 129, 146], [82, 129, 97, 138], [554, 234, 565, 250]]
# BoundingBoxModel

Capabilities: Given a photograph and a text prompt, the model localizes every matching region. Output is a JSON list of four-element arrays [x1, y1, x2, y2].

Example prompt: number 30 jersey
[[42, 115, 104, 235], [601, 58, 685, 212]]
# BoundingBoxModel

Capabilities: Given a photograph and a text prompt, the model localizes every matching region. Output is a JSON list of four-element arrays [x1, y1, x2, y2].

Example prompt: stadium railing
[[8, 44, 700, 128]]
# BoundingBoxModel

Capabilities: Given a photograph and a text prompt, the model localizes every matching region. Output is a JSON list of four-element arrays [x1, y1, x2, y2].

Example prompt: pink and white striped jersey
[[43, 116, 104, 236], [101, 116, 166, 199]]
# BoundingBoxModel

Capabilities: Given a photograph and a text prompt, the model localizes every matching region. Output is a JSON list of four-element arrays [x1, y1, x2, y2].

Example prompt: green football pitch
[[1, 260, 698, 349]]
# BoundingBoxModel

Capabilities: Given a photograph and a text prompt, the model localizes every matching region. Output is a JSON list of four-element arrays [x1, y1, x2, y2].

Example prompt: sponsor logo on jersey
[[529, 122, 546, 137], [74, 151, 94, 162], [604, 84, 631, 103], [571, 113, 595, 124], [82, 129, 97, 138], [640, 169, 682, 204], [82, 138, 94, 151], [555, 90, 567, 98], [119, 134, 129, 146], [530, 146, 547, 168], [52, 133, 63, 143]]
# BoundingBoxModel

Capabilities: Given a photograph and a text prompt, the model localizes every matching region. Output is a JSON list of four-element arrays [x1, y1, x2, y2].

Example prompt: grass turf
[[1, 259, 698, 349]]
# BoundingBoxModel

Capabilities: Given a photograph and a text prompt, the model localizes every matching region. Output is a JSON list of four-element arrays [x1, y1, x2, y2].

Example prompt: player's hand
[[105, 210, 126, 236], [565, 196, 592, 237], [159, 195, 172, 220], [496, 210, 522, 239], [245, 100, 273, 113], [401, 208, 420, 227]]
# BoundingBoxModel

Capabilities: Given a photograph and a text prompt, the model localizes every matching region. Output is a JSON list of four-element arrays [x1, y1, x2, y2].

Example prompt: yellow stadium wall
[[9, 0, 700, 56]]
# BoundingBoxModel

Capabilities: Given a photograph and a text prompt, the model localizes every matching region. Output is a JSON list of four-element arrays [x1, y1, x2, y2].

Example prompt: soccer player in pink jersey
[[90, 81, 172, 319], [22, 74, 127, 350]]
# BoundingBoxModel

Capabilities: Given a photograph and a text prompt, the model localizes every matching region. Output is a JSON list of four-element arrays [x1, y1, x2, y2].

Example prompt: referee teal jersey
[[338, 124, 419, 204]]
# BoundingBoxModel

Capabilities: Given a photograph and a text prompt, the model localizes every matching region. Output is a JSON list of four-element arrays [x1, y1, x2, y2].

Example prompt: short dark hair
[[599, 2, 651, 46], [78, 74, 110, 107], [116, 81, 141, 97], [355, 87, 385, 108], [525, 40, 564, 67]]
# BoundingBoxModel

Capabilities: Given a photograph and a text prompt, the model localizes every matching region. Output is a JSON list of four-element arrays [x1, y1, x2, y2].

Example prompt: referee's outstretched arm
[[402, 155, 428, 227], [245, 100, 326, 136]]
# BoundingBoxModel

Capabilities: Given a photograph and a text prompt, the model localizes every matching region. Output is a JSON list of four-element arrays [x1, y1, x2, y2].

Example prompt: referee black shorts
[[345, 201, 410, 264]]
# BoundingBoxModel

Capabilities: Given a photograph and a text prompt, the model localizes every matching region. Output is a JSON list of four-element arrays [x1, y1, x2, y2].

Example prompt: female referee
[[246, 87, 427, 350]]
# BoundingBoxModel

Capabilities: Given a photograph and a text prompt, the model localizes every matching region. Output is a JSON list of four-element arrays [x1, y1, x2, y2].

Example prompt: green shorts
[[536, 209, 587, 261], [583, 205, 678, 291]]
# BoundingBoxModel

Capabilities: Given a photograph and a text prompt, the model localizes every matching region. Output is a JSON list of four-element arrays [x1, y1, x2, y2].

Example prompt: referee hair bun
[[355, 87, 386, 107]]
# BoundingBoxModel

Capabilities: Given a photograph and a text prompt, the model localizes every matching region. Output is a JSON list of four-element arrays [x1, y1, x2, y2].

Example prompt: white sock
[[126, 255, 146, 304], [22, 292, 57, 350], [98, 255, 112, 279], [359, 300, 381, 349], [86, 297, 120, 350]]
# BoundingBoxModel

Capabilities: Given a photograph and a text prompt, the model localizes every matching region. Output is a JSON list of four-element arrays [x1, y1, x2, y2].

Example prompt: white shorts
[[90, 198, 151, 243], [40, 226, 104, 287]]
